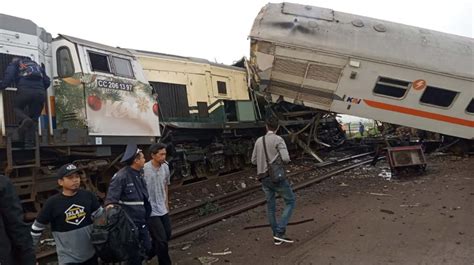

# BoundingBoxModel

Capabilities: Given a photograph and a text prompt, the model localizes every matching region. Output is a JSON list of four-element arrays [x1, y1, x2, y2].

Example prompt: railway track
[[36, 152, 376, 263], [170, 152, 376, 237]]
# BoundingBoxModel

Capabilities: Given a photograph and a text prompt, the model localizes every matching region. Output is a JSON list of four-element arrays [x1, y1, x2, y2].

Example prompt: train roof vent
[[373, 77, 410, 99]]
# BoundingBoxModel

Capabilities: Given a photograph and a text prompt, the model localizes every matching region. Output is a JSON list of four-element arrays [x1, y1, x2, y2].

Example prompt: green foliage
[[198, 202, 220, 216], [55, 74, 87, 129]]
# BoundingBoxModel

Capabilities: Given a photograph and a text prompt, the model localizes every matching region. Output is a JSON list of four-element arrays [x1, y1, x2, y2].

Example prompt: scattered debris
[[380, 209, 395, 215], [339, 182, 349, 187], [400, 203, 420, 207], [182, 244, 192, 251], [208, 250, 232, 256], [378, 169, 392, 180], [170, 240, 194, 250], [370, 192, 392, 197], [197, 256, 219, 265]]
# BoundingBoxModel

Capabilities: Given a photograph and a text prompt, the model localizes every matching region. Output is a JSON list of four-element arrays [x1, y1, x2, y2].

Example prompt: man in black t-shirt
[[31, 164, 102, 265]]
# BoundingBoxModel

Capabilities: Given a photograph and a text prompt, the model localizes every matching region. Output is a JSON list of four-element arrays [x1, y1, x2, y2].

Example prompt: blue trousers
[[261, 178, 296, 236]]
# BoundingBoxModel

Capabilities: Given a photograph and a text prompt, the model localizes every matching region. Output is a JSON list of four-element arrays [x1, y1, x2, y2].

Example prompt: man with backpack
[[105, 143, 152, 264], [0, 57, 50, 148], [251, 118, 295, 245], [30, 163, 101, 264]]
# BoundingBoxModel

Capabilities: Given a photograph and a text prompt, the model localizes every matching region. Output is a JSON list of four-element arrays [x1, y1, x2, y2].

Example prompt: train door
[[211, 75, 232, 121]]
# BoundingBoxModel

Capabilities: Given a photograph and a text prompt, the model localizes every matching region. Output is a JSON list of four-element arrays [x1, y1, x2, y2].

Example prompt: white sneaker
[[273, 234, 294, 243], [273, 239, 283, 245]]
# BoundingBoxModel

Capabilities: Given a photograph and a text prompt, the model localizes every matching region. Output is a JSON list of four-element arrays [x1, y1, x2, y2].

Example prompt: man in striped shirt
[[31, 164, 101, 264]]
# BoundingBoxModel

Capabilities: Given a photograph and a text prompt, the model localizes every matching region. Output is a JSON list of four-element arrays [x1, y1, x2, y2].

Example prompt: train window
[[88, 52, 111, 73], [217, 81, 227, 94], [420, 86, 458, 108], [373, 77, 410, 98], [466, 98, 474, 114], [57, 46, 74, 78], [112, 56, 134, 78]]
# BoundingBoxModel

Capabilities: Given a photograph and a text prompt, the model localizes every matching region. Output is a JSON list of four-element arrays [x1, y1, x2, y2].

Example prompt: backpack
[[17, 59, 43, 80], [262, 136, 286, 183], [90, 205, 141, 263]]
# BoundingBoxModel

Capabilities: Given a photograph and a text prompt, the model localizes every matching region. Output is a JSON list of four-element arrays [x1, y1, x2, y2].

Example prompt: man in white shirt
[[252, 118, 295, 245], [144, 143, 172, 265]]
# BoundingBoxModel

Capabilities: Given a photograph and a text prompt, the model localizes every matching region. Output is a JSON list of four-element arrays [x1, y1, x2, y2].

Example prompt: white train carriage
[[249, 2, 474, 139]]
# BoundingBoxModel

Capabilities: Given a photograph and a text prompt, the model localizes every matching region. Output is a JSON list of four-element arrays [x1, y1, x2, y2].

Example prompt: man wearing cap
[[30, 163, 101, 265], [105, 144, 152, 265]]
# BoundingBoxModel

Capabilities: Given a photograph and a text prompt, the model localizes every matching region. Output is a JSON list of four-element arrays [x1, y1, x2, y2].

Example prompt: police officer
[[105, 144, 152, 265], [0, 57, 50, 148]]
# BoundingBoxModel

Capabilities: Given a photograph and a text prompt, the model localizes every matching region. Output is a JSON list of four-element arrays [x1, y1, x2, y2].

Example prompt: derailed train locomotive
[[0, 12, 344, 205]]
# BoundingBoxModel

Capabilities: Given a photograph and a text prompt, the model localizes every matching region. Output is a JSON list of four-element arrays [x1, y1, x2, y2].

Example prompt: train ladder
[[6, 133, 41, 214]]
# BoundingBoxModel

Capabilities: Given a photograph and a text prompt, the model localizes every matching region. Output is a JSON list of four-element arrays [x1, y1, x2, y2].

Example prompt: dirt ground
[[163, 155, 473, 265]]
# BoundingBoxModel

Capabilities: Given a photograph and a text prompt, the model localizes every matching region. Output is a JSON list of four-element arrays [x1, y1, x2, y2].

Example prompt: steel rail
[[169, 152, 373, 221], [171, 157, 377, 238]]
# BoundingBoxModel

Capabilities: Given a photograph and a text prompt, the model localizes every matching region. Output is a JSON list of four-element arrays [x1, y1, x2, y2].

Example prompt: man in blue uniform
[[0, 57, 50, 148], [105, 144, 152, 265]]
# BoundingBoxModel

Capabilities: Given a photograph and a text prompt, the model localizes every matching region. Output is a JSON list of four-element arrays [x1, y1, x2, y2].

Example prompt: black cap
[[56, 163, 81, 179], [120, 143, 141, 163]]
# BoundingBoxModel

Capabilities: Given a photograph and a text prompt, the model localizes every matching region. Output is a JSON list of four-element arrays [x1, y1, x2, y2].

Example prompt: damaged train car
[[248, 2, 474, 141], [129, 49, 345, 180]]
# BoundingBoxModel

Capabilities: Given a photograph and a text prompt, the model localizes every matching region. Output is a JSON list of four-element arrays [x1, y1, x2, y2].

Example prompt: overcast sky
[[2, 0, 472, 65]]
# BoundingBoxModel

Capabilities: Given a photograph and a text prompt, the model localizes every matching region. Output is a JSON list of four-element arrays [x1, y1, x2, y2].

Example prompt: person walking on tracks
[[0, 175, 36, 265], [105, 143, 152, 264], [30, 163, 101, 265], [144, 143, 173, 265], [251, 118, 295, 245], [0, 57, 50, 148], [359, 121, 365, 137]]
